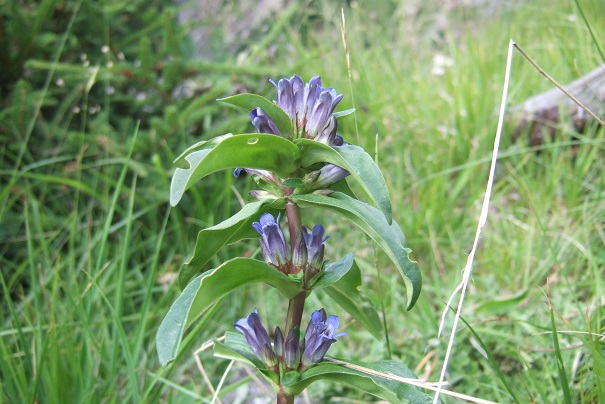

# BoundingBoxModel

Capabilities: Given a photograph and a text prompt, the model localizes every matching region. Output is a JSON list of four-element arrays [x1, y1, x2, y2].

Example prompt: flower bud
[[273, 326, 284, 357], [308, 164, 349, 191], [303, 224, 328, 271], [292, 230, 308, 272], [284, 327, 301, 370], [250, 107, 282, 136], [249, 190, 280, 203]]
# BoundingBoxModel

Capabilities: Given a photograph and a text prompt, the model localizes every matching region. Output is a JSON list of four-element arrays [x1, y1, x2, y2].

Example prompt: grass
[[1, 0, 604, 402]]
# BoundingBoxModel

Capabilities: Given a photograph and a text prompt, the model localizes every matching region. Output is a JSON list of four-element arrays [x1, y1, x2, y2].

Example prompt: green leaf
[[212, 333, 433, 402], [213, 332, 280, 387], [311, 253, 354, 289], [475, 289, 529, 314], [179, 201, 267, 288], [170, 134, 301, 206], [294, 139, 392, 223], [391, 220, 407, 247], [550, 301, 573, 403], [218, 93, 293, 137], [333, 108, 356, 119], [324, 259, 383, 339], [213, 332, 264, 369], [292, 192, 421, 310], [284, 359, 433, 403], [172, 133, 232, 168], [156, 258, 302, 366], [282, 178, 305, 188]]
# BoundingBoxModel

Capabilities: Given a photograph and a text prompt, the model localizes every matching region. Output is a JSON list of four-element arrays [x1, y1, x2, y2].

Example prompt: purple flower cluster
[[293, 224, 328, 274], [251, 75, 344, 146], [235, 308, 346, 370], [253, 213, 329, 276], [235, 75, 350, 197]]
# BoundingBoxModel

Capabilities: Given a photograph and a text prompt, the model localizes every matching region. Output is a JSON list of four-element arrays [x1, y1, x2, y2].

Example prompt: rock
[[512, 64, 605, 145]]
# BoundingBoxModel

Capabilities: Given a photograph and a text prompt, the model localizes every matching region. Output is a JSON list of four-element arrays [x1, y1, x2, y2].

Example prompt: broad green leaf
[[218, 93, 293, 136], [311, 253, 354, 289], [284, 360, 433, 403], [294, 139, 392, 223], [170, 134, 300, 206], [156, 258, 302, 366], [391, 220, 407, 247], [328, 177, 357, 198], [172, 133, 232, 168], [292, 192, 421, 310], [178, 201, 267, 289], [324, 260, 383, 339]]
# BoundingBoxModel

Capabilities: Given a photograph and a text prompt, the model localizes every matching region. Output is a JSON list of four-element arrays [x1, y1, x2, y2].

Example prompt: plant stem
[[283, 189, 306, 334], [285, 193, 302, 251], [284, 291, 307, 336], [279, 189, 306, 404], [277, 389, 294, 404]]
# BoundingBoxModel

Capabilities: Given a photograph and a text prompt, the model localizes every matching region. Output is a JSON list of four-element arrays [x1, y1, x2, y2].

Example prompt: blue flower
[[301, 309, 347, 367], [250, 107, 282, 136], [302, 224, 328, 270], [273, 326, 284, 357], [305, 164, 350, 192], [269, 75, 344, 145], [234, 309, 278, 367], [284, 327, 301, 370], [292, 223, 329, 273], [233, 167, 280, 183], [252, 213, 291, 268]]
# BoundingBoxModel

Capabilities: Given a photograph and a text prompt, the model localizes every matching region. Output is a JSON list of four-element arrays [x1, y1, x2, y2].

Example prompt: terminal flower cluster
[[236, 75, 349, 198]]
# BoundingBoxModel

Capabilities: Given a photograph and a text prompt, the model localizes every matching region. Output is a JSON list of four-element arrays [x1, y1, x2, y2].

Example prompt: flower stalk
[[277, 389, 294, 404], [284, 187, 307, 335]]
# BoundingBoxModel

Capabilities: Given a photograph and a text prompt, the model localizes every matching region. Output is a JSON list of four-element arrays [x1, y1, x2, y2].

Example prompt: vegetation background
[[1, 0, 603, 402]]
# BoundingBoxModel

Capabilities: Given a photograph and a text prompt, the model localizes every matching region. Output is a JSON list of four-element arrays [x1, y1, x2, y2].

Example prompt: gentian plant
[[157, 75, 430, 402]]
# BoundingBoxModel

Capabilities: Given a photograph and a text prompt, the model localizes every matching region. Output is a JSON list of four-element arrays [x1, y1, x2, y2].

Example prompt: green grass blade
[[549, 304, 573, 403], [457, 312, 521, 403]]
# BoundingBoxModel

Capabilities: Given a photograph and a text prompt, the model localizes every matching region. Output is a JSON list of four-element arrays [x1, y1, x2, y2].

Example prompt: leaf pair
[[169, 133, 300, 206], [156, 254, 369, 366], [214, 332, 434, 403], [170, 93, 393, 224]]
